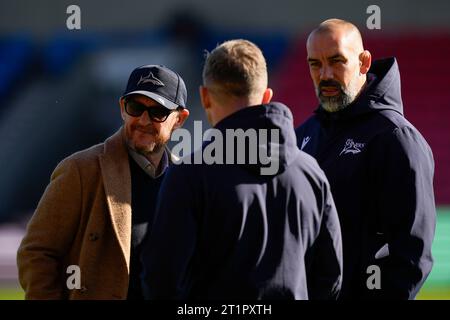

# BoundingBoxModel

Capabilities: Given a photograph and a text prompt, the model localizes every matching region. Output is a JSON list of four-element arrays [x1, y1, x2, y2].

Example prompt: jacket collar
[[97, 127, 180, 272], [127, 145, 179, 178]]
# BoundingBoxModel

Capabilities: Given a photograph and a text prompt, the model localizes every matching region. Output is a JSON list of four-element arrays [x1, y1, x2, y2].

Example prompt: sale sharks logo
[[137, 71, 165, 87], [339, 138, 366, 156]]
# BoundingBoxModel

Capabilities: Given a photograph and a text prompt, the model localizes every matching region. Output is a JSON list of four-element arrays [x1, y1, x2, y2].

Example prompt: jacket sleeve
[[368, 126, 436, 299], [16, 158, 82, 299], [140, 162, 199, 299], [306, 175, 343, 300]]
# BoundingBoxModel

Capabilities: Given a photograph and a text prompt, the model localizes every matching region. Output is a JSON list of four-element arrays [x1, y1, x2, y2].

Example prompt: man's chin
[[134, 143, 155, 154], [125, 130, 165, 155], [134, 141, 165, 156], [319, 95, 342, 112]]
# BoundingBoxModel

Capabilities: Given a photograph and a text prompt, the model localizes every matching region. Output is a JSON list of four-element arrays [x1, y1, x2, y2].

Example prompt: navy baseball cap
[[121, 65, 187, 110]]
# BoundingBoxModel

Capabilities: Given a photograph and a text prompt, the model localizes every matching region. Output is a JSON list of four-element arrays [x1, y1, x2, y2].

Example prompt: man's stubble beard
[[126, 125, 166, 157], [317, 77, 360, 113], [134, 141, 164, 157]]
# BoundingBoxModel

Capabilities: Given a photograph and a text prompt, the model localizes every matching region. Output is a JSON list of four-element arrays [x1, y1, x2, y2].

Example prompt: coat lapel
[[99, 127, 132, 272]]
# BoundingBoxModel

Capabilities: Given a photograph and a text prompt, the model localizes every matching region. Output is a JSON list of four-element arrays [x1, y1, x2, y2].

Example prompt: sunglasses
[[124, 100, 178, 123]]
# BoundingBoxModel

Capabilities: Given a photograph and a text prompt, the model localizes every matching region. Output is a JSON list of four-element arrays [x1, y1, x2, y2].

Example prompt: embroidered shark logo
[[137, 71, 165, 87], [340, 138, 366, 156], [301, 136, 311, 150]]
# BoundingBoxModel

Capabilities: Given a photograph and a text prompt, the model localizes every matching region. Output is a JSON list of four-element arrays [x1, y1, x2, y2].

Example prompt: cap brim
[[121, 90, 179, 110]]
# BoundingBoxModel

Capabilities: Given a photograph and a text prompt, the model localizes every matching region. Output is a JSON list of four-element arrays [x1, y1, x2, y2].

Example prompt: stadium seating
[[0, 35, 33, 101]]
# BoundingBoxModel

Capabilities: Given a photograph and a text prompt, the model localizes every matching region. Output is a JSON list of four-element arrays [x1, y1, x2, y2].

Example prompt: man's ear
[[359, 50, 372, 75], [262, 88, 273, 104], [199, 85, 211, 110], [174, 108, 190, 129], [119, 98, 126, 121]]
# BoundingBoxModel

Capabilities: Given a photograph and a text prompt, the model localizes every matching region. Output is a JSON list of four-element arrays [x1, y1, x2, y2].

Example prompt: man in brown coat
[[17, 65, 190, 299]]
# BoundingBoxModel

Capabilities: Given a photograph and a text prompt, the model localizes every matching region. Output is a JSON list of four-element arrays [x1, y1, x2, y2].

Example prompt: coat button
[[89, 233, 99, 241]]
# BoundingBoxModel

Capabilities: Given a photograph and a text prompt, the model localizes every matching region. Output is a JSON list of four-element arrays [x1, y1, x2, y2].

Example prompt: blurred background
[[0, 0, 449, 299]]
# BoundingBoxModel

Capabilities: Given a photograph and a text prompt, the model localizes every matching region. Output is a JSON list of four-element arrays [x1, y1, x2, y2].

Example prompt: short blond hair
[[202, 39, 268, 98]]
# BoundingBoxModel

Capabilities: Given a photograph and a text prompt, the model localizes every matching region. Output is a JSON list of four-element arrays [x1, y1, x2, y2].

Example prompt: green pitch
[[0, 288, 24, 300], [2, 207, 449, 300]]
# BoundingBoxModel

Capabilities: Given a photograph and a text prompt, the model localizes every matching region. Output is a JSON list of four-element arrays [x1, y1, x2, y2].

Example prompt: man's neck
[[213, 98, 259, 127], [356, 78, 368, 99]]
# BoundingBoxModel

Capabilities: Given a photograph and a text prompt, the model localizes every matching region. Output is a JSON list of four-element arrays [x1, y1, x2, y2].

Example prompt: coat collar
[[97, 127, 179, 273], [128, 146, 175, 178], [98, 127, 132, 272]]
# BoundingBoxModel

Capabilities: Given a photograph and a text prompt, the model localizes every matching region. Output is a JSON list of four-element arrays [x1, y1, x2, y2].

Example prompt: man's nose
[[320, 65, 334, 81], [137, 109, 152, 125]]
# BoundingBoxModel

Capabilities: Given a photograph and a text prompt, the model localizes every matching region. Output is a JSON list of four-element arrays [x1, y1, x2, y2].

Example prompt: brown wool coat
[[18, 127, 139, 299]]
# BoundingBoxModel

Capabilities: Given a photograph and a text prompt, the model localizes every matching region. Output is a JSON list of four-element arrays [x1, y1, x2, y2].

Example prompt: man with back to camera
[[140, 39, 343, 300], [17, 65, 189, 299], [295, 18, 436, 299]]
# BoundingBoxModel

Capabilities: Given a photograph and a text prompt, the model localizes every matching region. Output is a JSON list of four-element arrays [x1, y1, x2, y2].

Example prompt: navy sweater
[[127, 155, 164, 299]]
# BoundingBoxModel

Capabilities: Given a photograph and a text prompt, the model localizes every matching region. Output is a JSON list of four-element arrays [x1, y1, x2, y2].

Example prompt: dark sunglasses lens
[[125, 101, 146, 117], [149, 108, 172, 122]]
